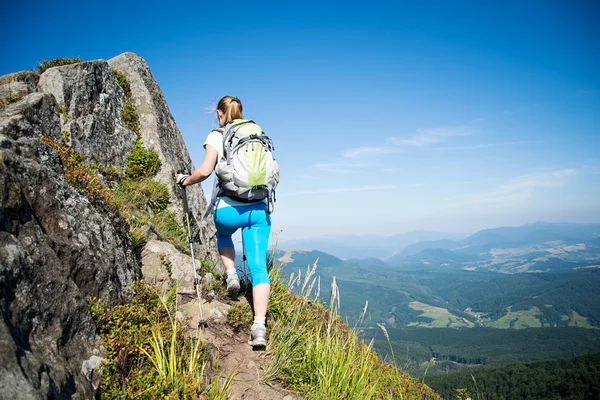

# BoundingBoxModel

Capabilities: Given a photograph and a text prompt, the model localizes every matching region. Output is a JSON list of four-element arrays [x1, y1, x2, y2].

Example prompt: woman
[[175, 95, 271, 349]]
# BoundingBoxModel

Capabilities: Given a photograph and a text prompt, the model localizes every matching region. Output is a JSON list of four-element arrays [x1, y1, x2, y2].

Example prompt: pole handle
[[178, 169, 190, 214]]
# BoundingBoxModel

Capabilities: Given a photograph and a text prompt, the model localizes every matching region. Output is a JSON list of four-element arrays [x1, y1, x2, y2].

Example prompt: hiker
[[175, 95, 276, 349]]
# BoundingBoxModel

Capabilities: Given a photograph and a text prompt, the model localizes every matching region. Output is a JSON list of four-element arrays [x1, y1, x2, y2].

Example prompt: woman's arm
[[175, 144, 218, 186]]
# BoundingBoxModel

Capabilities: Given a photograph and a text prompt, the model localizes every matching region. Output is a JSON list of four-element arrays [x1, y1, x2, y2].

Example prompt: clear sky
[[3, 0, 599, 241]]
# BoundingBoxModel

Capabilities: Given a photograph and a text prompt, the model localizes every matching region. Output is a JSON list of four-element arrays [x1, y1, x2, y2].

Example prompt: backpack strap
[[202, 175, 221, 220], [223, 120, 256, 165]]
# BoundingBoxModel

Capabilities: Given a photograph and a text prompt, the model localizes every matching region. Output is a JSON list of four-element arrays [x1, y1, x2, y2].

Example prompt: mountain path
[[200, 319, 300, 400]]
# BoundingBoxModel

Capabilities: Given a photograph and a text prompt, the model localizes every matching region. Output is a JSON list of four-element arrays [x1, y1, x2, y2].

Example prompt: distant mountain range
[[277, 222, 600, 274], [271, 222, 600, 331], [278, 230, 468, 259]]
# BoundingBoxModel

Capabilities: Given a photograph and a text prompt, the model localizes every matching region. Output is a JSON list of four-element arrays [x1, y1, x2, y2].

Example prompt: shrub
[[38, 57, 83, 74], [122, 98, 140, 134], [125, 139, 161, 180], [88, 282, 231, 399], [226, 303, 253, 332], [112, 69, 131, 97]]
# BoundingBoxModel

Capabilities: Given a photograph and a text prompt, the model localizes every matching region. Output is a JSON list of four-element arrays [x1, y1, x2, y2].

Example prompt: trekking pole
[[178, 170, 207, 328]]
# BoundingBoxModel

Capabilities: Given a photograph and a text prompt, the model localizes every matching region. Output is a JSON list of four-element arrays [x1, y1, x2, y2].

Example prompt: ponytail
[[217, 95, 243, 125]]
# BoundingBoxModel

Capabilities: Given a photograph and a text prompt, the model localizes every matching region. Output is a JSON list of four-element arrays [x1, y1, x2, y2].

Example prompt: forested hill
[[426, 352, 600, 400]]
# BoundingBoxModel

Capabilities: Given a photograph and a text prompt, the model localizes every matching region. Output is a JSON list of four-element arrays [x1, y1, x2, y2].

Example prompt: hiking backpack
[[204, 119, 279, 218]]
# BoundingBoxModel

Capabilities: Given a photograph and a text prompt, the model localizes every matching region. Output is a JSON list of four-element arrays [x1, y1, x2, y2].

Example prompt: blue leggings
[[213, 203, 271, 286]]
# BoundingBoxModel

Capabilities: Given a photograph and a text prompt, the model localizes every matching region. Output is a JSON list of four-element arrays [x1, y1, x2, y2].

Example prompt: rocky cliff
[[0, 53, 221, 399]]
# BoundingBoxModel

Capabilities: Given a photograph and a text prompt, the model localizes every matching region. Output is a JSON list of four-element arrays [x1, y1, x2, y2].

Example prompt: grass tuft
[[264, 260, 441, 399], [88, 282, 231, 399]]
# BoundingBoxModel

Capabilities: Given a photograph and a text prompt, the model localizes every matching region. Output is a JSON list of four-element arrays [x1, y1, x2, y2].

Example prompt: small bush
[[122, 100, 140, 134], [125, 139, 161, 180], [38, 57, 83, 74], [226, 303, 253, 332], [113, 69, 131, 97], [112, 69, 140, 134]]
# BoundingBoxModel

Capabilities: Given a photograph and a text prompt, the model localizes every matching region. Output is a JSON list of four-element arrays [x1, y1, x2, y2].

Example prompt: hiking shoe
[[249, 324, 266, 350], [226, 273, 240, 297]]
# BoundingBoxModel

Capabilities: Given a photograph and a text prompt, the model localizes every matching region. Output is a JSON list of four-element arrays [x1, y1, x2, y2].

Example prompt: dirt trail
[[142, 242, 300, 399], [200, 319, 300, 400]]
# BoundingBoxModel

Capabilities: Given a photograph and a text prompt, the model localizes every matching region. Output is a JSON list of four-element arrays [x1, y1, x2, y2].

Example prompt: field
[[408, 301, 473, 328]]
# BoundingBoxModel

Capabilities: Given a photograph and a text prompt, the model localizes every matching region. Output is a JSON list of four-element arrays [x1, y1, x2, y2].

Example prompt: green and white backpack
[[205, 119, 279, 217]]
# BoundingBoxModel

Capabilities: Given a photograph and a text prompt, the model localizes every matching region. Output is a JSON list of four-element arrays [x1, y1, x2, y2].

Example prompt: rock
[[180, 299, 231, 327], [108, 53, 221, 273], [0, 52, 224, 399], [141, 239, 198, 298], [0, 70, 39, 99], [37, 60, 137, 167], [81, 355, 104, 390], [1, 66, 139, 399]]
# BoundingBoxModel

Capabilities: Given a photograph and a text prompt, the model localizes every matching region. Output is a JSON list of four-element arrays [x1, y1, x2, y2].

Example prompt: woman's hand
[[175, 173, 189, 187]]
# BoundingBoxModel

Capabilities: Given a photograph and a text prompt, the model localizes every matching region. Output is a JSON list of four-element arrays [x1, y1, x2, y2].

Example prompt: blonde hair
[[217, 95, 243, 126]]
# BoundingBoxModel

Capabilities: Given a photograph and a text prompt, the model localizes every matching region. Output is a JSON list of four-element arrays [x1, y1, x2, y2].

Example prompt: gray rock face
[[108, 53, 221, 271], [0, 70, 39, 99], [0, 53, 220, 399], [37, 60, 137, 167], [0, 90, 139, 398]]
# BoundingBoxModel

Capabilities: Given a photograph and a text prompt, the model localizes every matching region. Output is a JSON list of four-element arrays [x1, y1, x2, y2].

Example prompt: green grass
[[89, 282, 232, 399], [484, 306, 543, 329], [264, 261, 441, 399], [37, 57, 83, 74], [408, 301, 473, 328]]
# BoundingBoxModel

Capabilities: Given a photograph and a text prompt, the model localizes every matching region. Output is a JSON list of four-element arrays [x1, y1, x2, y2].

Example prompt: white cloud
[[281, 184, 400, 196], [388, 125, 475, 148], [315, 123, 477, 174], [474, 169, 577, 206], [313, 160, 373, 173], [343, 146, 402, 158], [433, 144, 493, 151]]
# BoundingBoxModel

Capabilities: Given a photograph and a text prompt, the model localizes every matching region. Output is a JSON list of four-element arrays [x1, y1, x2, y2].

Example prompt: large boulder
[[108, 53, 220, 271], [0, 52, 223, 399], [0, 70, 39, 99], [0, 91, 139, 398], [37, 60, 137, 167]]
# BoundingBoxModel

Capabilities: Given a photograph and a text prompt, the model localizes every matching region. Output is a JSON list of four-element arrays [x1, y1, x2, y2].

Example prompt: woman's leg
[[214, 207, 241, 294], [252, 284, 271, 318], [241, 206, 271, 316]]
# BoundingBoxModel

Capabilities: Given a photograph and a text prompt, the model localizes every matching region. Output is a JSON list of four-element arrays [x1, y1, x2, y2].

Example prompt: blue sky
[[3, 0, 599, 241]]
